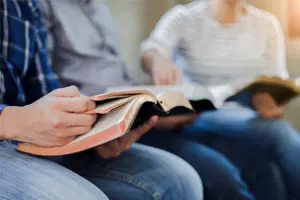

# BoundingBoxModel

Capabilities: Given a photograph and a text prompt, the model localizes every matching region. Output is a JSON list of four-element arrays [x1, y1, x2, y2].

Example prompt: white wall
[[106, 0, 149, 82]]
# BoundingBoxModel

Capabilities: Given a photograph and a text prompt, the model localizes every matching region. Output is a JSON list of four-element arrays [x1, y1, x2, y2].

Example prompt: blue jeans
[[0, 141, 203, 200], [185, 107, 300, 199], [140, 130, 256, 200], [140, 107, 297, 200]]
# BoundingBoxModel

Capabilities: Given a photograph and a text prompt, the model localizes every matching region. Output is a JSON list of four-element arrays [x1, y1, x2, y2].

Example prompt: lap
[[139, 130, 255, 200], [140, 130, 240, 176], [186, 107, 296, 200], [1, 141, 202, 200], [185, 107, 297, 150], [0, 141, 108, 200], [140, 126, 287, 200], [56, 143, 203, 200]]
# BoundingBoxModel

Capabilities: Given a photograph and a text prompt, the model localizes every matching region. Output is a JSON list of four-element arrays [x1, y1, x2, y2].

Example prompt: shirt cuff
[[0, 104, 7, 113], [140, 39, 172, 59]]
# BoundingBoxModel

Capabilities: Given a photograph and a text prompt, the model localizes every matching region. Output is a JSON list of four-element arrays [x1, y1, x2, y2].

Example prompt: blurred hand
[[252, 92, 285, 119], [155, 113, 197, 131], [1, 86, 96, 147], [151, 56, 183, 85], [94, 116, 158, 159]]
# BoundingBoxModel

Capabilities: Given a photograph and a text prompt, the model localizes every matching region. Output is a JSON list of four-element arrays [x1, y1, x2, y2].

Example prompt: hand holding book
[[252, 92, 285, 119], [1, 86, 96, 147], [16, 76, 300, 156], [94, 116, 158, 158]]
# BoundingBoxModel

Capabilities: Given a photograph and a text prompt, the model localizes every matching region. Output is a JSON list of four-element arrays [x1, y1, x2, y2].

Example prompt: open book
[[17, 76, 300, 156], [226, 76, 300, 106], [106, 76, 300, 108], [17, 90, 204, 156]]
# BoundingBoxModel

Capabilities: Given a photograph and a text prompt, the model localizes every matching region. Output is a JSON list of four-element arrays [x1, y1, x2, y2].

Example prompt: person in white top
[[141, 0, 288, 114], [139, 0, 300, 199]]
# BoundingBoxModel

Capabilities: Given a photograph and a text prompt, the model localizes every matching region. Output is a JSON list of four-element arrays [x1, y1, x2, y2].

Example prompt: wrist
[[142, 49, 160, 74], [0, 106, 25, 140]]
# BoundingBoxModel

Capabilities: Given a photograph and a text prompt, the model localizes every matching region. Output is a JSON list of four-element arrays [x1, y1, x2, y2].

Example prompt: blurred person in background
[[36, 0, 269, 199], [140, 0, 300, 199], [0, 0, 204, 200]]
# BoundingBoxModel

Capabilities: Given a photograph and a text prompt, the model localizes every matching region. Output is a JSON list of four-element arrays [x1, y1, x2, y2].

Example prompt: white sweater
[[141, 1, 289, 102]]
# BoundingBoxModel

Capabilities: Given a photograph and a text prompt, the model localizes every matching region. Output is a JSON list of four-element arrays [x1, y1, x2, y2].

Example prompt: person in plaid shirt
[[0, 1, 203, 199]]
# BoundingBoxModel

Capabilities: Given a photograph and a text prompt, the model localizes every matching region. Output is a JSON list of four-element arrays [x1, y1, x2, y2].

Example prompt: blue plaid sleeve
[[21, 0, 60, 104], [1, 0, 60, 106]]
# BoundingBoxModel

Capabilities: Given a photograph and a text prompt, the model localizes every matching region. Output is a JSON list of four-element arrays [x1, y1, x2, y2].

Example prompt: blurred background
[[104, 0, 300, 130]]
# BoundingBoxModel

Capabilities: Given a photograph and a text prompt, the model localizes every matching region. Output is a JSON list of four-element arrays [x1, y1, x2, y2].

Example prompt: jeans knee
[[0, 177, 107, 200], [160, 154, 203, 200], [205, 166, 252, 199], [119, 144, 204, 200], [0, 143, 108, 200], [257, 119, 294, 147]]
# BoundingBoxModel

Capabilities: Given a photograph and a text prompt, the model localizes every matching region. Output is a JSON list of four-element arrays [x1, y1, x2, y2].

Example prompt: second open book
[[17, 76, 300, 156]]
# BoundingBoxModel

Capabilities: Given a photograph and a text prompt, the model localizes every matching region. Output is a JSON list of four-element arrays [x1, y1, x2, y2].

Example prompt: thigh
[[139, 130, 254, 200], [186, 107, 300, 159], [0, 141, 108, 200], [185, 107, 278, 150], [185, 107, 258, 139], [184, 108, 292, 200], [56, 143, 203, 200]]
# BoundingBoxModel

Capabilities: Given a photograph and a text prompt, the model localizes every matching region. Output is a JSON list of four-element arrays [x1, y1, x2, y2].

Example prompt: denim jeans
[[0, 141, 203, 200], [140, 106, 299, 200], [140, 130, 256, 200], [185, 107, 300, 199]]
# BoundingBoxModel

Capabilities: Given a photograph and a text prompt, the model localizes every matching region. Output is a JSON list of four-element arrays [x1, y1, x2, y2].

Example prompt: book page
[[72, 95, 157, 144], [72, 100, 136, 143], [206, 85, 236, 108], [91, 96, 137, 114], [106, 84, 215, 101], [156, 92, 194, 111], [90, 90, 154, 101], [122, 95, 157, 127], [294, 76, 300, 88]]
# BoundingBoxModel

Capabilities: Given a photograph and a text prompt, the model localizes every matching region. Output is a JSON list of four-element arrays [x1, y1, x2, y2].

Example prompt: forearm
[[0, 106, 23, 140], [141, 5, 186, 75], [141, 49, 163, 74]]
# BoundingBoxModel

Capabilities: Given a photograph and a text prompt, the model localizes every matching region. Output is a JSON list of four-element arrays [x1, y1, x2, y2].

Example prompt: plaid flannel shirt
[[0, 0, 60, 112]]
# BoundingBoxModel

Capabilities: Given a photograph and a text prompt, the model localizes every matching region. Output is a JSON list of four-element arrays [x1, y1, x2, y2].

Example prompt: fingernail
[[150, 116, 158, 124]]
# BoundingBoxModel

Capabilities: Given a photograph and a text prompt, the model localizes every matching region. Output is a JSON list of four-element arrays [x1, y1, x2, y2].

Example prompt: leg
[[185, 107, 299, 199], [139, 130, 255, 200], [0, 141, 108, 200], [53, 143, 203, 200]]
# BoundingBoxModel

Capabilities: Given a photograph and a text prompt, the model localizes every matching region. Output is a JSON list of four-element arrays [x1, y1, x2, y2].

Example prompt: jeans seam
[[83, 170, 162, 200], [0, 196, 11, 200]]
